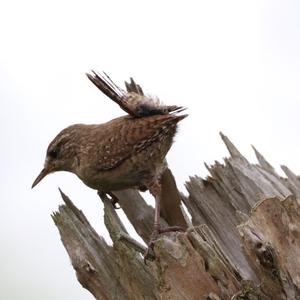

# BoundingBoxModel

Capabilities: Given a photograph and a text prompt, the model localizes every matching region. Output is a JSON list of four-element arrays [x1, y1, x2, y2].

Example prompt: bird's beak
[[31, 166, 53, 188]]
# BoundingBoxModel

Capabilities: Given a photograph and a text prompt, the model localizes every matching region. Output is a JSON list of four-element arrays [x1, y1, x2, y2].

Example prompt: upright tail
[[86, 71, 137, 116], [86, 70, 186, 118]]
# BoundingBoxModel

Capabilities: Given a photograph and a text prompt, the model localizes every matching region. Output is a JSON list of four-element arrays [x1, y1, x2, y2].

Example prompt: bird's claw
[[143, 226, 186, 264], [158, 225, 185, 234], [143, 229, 159, 264], [143, 241, 156, 264]]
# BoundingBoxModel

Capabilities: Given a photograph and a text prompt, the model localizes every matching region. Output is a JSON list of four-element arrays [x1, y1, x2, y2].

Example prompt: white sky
[[1, 1, 300, 299]]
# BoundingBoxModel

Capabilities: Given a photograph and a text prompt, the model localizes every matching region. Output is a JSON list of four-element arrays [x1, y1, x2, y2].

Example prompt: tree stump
[[52, 133, 300, 300]]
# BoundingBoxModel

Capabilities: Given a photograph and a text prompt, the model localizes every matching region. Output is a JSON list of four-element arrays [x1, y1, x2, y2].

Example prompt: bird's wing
[[95, 114, 186, 171]]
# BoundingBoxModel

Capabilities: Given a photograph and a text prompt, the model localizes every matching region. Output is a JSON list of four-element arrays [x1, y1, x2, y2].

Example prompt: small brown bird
[[32, 72, 187, 258]]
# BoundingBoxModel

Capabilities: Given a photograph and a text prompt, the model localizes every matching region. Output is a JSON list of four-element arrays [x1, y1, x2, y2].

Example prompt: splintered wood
[[52, 133, 300, 300]]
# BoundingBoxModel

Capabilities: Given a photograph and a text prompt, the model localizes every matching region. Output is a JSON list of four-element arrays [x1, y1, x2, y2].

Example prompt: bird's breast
[[75, 147, 167, 192]]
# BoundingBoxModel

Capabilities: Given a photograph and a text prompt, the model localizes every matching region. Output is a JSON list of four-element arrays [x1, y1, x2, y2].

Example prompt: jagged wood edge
[[52, 133, 300, 299]]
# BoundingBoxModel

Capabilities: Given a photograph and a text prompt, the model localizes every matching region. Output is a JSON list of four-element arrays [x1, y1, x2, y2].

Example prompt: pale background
[[1, 1, 300, 299]]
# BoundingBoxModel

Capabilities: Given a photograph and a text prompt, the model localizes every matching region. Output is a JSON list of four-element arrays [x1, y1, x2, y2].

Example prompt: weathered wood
[[238, 196, 300, 299], [52, 134, 300, 300]]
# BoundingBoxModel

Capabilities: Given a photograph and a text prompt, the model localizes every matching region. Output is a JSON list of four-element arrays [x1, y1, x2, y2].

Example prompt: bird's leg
[[143, 181, 161, 262], [151, 181, 162, 241], [144, 180, 185, 262], [97, 191, 121, 209], [150, 180, 186, 235]]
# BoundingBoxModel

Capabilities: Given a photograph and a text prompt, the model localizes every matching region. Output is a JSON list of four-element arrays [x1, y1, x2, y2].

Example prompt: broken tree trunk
[[52, 133, 300, 300]]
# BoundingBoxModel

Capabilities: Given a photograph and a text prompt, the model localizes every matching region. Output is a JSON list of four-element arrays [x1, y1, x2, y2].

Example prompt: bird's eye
[[48, 149, 58, 159]]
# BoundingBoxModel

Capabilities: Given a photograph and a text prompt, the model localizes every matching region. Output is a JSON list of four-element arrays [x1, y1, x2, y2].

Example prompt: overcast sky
[[1, 1, 300, 299]]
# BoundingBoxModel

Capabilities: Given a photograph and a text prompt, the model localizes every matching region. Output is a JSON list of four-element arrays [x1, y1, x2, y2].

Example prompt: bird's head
[[32, 125, 83, 188]]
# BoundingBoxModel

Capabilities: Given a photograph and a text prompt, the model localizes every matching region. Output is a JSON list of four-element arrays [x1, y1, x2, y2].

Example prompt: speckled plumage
[[32, 72, 187, 260], [34, 113, 186, 194]]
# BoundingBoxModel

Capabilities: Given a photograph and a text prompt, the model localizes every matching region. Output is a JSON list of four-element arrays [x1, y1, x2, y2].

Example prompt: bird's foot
[[143, 229, 159, 263], [143, 241, 156, 263], [143, 226, 186, 263], [158, 225, 186, 234], [97, 191, 121, 209]]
